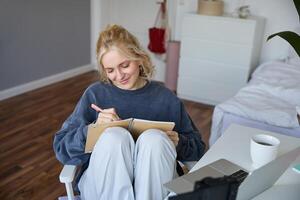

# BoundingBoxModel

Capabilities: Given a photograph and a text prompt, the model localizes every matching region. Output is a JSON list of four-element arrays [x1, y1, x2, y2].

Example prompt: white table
[[191, 124, 300, 200]]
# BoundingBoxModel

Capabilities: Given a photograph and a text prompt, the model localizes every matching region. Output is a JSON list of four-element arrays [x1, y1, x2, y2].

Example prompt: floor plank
[[0, 71, 214, 199]]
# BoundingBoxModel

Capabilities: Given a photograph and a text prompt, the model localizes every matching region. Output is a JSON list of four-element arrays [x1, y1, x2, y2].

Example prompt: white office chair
[[58, 161, 197, 200]]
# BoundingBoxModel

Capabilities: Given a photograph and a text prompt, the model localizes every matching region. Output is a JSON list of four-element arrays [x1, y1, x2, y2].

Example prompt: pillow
[[287, 57, 300, 67]]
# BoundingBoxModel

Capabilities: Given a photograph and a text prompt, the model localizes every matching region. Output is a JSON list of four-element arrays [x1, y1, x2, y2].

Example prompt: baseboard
[[0, 64, 96, 101]]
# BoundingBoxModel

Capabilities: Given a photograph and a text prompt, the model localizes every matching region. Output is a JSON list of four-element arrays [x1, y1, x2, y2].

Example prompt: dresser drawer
[[178, 59, 249, 85], [177, 77, 244, 105], [181, 14, 256, 45], [180, 38, 252, 66]]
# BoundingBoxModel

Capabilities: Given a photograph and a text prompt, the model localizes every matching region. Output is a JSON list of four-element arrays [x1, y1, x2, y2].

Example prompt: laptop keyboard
[[229, 170, 249, 183]]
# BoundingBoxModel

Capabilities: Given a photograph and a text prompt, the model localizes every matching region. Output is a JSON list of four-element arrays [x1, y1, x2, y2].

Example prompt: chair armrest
[[59, 165, 78, 183]]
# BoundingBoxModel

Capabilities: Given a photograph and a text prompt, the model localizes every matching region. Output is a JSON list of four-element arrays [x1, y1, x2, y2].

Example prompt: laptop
[[164, 146, 300, 200]]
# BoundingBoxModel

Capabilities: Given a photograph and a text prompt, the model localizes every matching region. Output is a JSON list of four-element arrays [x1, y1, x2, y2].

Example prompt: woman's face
[[101, 49, 141, 90]]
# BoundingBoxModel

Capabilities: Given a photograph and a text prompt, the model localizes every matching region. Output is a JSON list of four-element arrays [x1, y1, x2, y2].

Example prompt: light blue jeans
[[79, 127, 177, 200]]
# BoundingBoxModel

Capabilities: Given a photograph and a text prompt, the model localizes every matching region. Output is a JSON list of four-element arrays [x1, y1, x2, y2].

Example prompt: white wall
[[91, 0, 298, 82], [91, 0, 110, 66], [172, 0, 299, 63]]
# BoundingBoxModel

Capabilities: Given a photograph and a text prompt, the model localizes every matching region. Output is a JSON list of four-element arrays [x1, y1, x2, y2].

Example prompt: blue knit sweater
[[53, 81, 205, 184]]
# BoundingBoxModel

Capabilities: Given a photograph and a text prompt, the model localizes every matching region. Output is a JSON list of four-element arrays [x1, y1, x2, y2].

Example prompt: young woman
[[53, 24, 205, 200]]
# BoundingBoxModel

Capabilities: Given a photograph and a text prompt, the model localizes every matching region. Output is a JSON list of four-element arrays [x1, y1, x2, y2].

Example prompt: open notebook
[[85, 118, 175, 153]]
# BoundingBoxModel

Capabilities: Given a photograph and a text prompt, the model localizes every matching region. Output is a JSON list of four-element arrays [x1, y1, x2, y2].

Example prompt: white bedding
[[210, 59, 300, 146]]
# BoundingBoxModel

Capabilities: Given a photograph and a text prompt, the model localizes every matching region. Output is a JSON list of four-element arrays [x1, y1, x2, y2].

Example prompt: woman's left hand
[[166, 131, 179, 147]]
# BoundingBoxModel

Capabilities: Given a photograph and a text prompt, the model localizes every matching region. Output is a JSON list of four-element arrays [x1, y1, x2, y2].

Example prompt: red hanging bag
[[148, 1, 167, 54]]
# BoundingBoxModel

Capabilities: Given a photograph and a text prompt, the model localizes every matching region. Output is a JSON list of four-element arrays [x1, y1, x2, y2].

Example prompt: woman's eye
[[121, 62, 130, 68], [106, 69, 113, 73]]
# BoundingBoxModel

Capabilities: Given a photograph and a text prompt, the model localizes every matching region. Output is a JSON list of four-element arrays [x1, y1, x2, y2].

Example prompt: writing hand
[[96, 108, 121, 124], [91, 104, 121, 124]]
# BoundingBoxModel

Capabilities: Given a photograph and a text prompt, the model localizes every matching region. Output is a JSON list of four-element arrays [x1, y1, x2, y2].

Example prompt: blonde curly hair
[[96, 24, 154, 83]]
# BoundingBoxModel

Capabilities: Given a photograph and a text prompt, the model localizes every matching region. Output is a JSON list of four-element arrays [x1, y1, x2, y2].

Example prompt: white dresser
[[177, 14, 265, 105]]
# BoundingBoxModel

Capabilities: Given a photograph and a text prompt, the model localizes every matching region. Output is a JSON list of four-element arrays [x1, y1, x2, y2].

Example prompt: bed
[[209, 58, 300, 146]]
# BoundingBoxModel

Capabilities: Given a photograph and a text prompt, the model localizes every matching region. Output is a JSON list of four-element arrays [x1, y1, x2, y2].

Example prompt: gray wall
[[0, 0, 90, 90]]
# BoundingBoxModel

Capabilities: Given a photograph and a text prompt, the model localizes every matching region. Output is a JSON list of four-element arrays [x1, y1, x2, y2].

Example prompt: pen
[[91, 103, 103, 112]]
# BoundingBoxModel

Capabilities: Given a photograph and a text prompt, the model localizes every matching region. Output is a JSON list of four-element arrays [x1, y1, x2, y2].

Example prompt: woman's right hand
[[96, 108, 121, 124]]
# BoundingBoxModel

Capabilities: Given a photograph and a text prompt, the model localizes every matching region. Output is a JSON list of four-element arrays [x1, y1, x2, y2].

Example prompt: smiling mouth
[[120, 78, 129, 84]]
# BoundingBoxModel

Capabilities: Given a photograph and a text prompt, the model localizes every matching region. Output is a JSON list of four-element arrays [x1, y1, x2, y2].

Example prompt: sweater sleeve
[[53, 87, 96, 165], [175, 101, 206, 161]]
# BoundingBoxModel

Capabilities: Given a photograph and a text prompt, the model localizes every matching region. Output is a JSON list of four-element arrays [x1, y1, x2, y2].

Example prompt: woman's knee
[[94, 127, 132, 150], [137, 129, 174, 151]]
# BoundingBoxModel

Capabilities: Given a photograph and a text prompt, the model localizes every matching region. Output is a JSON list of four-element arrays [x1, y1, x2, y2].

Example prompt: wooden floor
[[0, 71, 214, 199]]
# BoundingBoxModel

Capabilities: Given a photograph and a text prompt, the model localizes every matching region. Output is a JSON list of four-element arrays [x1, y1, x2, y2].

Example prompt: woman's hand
[[166, 131, 179, 147], [96, 108, 121, 124]]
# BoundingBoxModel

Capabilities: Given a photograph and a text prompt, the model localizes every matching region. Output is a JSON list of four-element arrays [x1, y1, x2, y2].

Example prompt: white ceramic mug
[[250, 134, 280, 168]]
